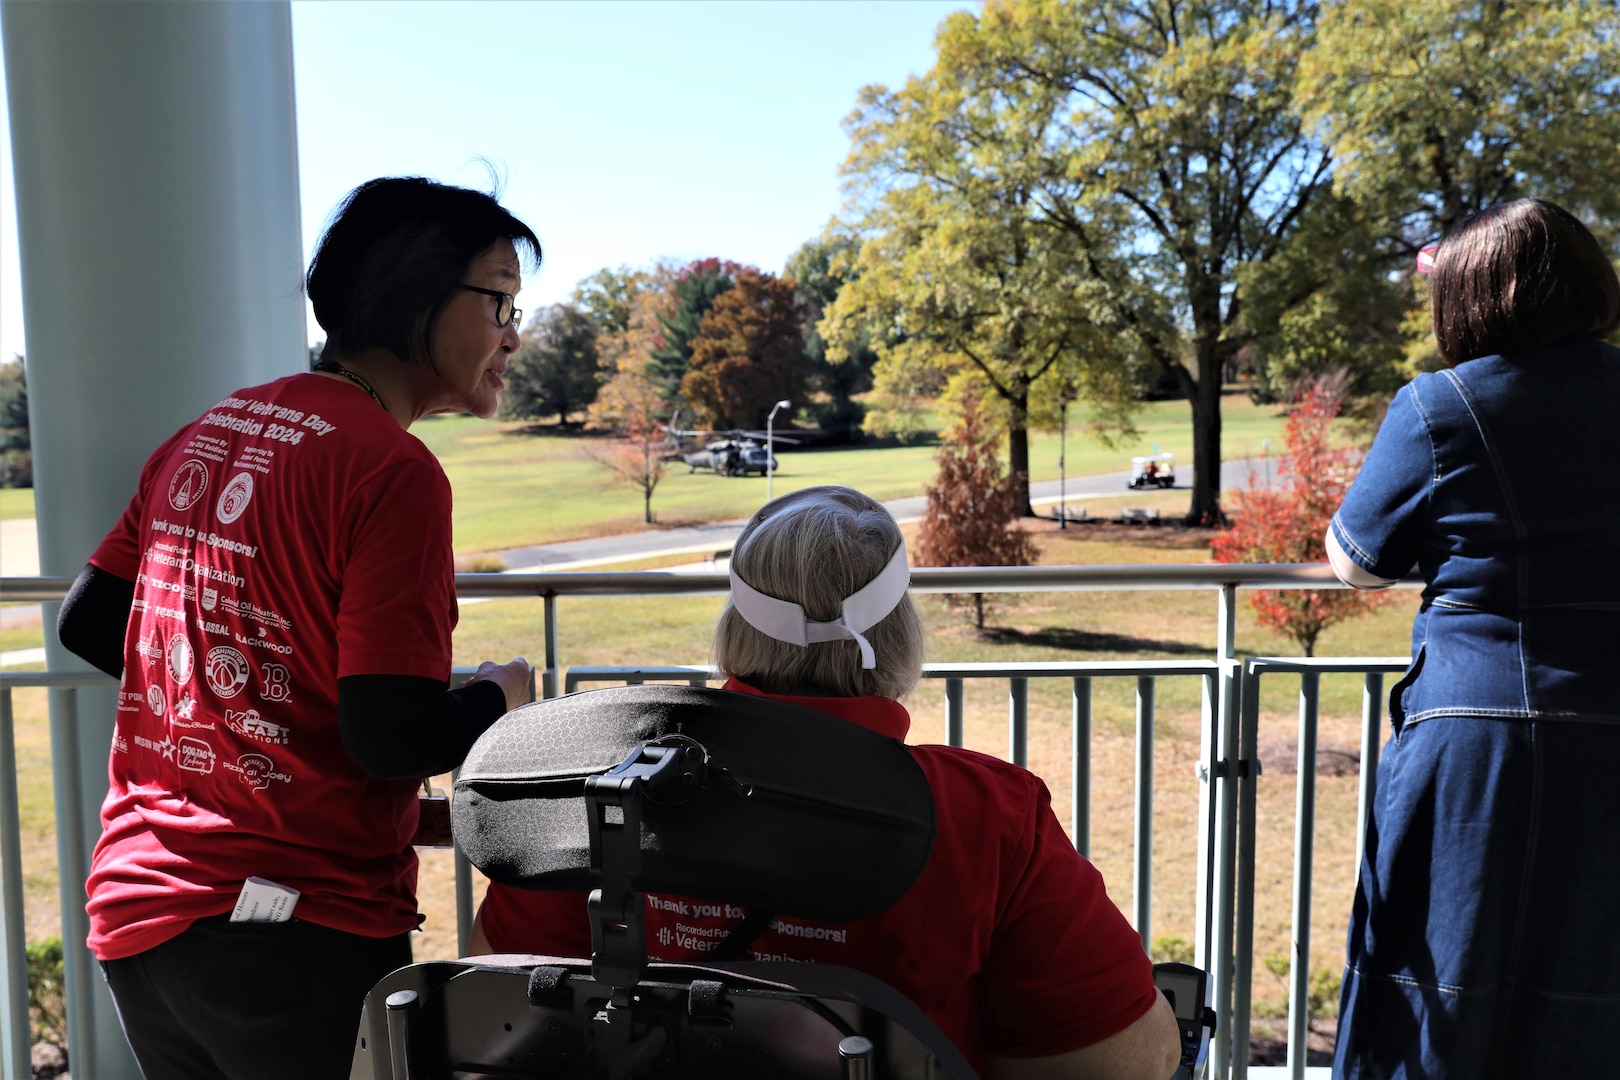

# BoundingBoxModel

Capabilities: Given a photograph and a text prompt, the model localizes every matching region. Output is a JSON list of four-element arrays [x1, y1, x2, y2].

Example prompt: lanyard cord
[[314, 360, 387, 412]]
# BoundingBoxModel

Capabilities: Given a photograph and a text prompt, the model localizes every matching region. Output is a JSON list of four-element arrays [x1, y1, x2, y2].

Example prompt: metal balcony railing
[[0, 564, 1419, 1080]]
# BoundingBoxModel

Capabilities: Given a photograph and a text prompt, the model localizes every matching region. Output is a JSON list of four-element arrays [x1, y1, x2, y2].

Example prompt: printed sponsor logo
[[112, 733, 128, 754], [234, 631, 292, 656], [146, 685, 166, 717], [167, 459, 209, 512], [173, 694, 196, 721], [215, 472, 254, 525], [226, 708, 290, 746], [133, 735, 178, 762], [167, 635, 194, 685], [177, 736, 216, 774], [200, 620, 230, 636], [219, 598, 290, 631], [201, 587, 218, 612], [137, 573, 197, 603], [135, 636, 163, 665], [226, 753, 292, 793], [205, 646, 251, 699], [258, 663, 292, 703]]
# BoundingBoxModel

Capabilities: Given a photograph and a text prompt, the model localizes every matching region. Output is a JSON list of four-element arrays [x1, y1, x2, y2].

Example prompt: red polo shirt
[[478, 679, 1156, 1069]]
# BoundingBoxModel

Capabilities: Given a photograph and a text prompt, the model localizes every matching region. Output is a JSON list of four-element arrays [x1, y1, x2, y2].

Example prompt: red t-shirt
[[478, 679, 1157, 1070], [85, 373, 457, 960]]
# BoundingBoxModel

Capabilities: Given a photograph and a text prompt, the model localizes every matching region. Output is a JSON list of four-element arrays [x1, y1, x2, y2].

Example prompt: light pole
[[1058, 394, 1071, 530], [766, 399, 791, 504]]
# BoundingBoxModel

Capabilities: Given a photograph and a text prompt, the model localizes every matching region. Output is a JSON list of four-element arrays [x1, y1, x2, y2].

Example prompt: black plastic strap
[[707, 909, 774, 963], [687, 979, 729, 1022], [526, 965, 569, 1008]]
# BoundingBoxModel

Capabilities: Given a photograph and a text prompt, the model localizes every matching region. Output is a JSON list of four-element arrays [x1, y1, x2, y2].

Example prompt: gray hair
[[715, 486, 924, 700]]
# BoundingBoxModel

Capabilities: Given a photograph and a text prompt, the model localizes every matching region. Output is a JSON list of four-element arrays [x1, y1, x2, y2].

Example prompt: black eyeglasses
[[458, 284, 522, 329]]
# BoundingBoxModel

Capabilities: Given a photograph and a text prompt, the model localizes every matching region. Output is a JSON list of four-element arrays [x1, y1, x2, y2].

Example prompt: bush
[[1262, 951, 1342, 1018], [1150, 934, 1194, 964], [0, 449, 32, 488], [28, 936, 65, 1046]]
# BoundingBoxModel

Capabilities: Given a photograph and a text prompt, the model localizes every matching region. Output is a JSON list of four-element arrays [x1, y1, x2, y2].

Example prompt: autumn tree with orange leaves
[[1211, 380, 1383, 655], [917, 392, 1036, 630], [681, 268, 812, 430]]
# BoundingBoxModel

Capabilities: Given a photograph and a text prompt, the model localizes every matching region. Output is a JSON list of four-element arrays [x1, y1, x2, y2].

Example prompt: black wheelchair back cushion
[[452, 684, 937, 923]]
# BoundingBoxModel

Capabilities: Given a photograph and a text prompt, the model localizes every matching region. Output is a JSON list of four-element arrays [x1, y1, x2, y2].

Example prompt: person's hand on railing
[[469, 657, 533, 712]]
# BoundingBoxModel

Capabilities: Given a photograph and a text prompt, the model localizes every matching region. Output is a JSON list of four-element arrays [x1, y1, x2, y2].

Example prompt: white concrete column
[[2, 1, 303, 1073]]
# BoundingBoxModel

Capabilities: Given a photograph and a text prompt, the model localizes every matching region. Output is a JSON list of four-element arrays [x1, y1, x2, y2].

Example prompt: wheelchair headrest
[[452, 684, 937, 922]]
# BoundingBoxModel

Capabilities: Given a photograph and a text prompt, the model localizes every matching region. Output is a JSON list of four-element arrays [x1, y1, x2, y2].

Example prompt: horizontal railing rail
[[0, 565, 1421, 1078]]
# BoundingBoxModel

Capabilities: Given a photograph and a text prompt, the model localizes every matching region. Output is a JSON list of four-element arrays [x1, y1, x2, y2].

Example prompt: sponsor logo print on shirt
[[201, 587, 218, 612], [226, 708, 290, 746], [205, 646, 251, 699], [174, 694, 196, 721], [132, 735, 178, 761], [167, 635, 194, 685], [135, 636, 163, 666], [226, 753, 292, 793], [215, 472, 254, 525], [167, 460, 209, 512], [112, 733, 128, 754], [146, 685, 166, 717], [258, 663, 292, 703], [177, 736, 216, 774]]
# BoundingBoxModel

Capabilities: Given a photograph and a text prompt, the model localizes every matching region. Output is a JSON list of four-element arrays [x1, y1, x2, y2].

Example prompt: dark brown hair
[[1430, 198, 1619, 366], [306, 177, 541, 365]]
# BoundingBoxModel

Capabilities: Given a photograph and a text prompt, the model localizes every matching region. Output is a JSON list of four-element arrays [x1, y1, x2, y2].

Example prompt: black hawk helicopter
[[661, 413, 801, 478]]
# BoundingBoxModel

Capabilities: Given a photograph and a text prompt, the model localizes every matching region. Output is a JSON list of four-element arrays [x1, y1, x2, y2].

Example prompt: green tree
[[651, 259, 742, 402], [571, 264, 644, 336], [1300, 0, 1620, 244], [826, 37, 1128, 516], [975, 0, 1342, 525], [502, 303, 601, 425], [829, 0, 1364, 524], [682, 268, 812, 430], [1297, 0, 1620, 372], [0, 358, 31, 488], [784, 235, 877, 439]]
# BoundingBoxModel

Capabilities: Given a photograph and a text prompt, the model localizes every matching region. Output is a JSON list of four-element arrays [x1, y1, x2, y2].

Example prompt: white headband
[[728, 543, 911, 669]]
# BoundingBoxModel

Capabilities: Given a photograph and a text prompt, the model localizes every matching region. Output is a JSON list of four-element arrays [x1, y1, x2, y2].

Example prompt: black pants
[[101, 915, 412, 1080]]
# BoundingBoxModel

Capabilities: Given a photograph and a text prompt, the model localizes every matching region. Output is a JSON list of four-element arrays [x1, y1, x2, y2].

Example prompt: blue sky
[[0, 0, 969, 362]]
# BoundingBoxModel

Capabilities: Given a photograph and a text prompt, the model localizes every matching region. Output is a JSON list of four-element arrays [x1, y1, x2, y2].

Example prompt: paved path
[[495, 458, 1265, 571]]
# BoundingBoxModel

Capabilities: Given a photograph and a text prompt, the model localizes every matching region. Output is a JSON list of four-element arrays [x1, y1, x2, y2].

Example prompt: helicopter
[[661, 412, 801, 478]]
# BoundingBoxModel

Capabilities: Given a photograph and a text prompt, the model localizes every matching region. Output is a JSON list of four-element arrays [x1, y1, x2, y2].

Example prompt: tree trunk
[[974, 593, 986, 630], [644, 486, 653, 524], [1007, 383, 1033, 517], [1184, 347, 1226, 527]]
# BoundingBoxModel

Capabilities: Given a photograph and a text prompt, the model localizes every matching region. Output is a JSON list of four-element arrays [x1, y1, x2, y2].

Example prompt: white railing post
[[1286, 672, 1321, 1080], [1356, 673, 1384, 879], [1208, 583, 1242, 1078], [0, 689, 30, 1080], [1072, 677, 1092, 857]]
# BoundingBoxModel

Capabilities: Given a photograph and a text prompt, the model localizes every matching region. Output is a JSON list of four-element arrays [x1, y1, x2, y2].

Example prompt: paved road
[[496, 457, 1267, 571]]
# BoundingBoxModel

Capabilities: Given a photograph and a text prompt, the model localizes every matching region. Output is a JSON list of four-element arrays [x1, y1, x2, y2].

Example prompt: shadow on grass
[[973, 626, 1209, 656]]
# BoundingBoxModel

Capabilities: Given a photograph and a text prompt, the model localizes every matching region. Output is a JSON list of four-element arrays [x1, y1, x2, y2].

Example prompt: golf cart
[[1128, 453, 1176, 489]]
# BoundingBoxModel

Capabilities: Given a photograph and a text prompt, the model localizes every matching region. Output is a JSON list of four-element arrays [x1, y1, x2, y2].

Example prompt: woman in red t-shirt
[[58, 178, 539, 1080], [469, 485, 1181, 1079]]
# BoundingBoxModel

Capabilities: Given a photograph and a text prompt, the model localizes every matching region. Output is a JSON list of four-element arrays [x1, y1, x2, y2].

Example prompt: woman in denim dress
[[1327, 199, 1620, 1078]]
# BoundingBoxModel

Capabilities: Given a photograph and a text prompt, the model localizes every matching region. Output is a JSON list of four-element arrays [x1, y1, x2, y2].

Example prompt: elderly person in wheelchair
[[463, 485, 1182, 1080]]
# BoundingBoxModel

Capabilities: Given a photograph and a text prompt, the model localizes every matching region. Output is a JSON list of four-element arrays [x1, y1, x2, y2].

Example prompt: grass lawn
[[0, 488, 34, 520], [421, 390, 1293, 554]]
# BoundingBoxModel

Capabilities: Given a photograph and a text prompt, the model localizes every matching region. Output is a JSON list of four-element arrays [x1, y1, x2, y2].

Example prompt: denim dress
[[1328, 336, 1620, 1079]]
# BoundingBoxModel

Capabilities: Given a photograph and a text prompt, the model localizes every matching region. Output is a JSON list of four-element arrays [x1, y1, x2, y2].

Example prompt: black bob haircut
[[305, 177, 542, 365], [1430, 197, 1620, 366]]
